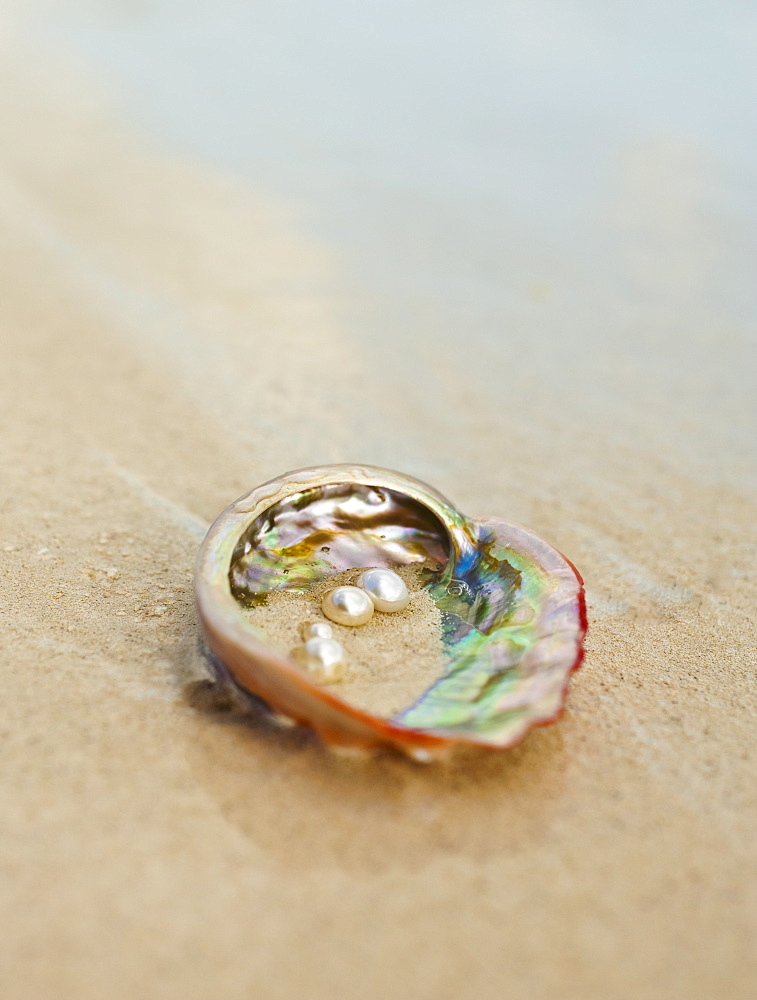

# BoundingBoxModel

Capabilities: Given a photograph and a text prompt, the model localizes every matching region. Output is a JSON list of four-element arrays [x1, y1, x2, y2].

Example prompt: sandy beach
[[0, 4, 755, 998]]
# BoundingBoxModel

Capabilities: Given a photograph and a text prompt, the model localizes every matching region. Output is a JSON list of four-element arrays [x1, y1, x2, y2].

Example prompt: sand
[[0, 10, 755, 1000], [245, 565, 444, 718]]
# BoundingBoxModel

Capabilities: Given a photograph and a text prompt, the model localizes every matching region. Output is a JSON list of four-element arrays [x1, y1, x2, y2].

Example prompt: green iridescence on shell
[[398, 526, 577, 743], [225, 480, 584, 746]]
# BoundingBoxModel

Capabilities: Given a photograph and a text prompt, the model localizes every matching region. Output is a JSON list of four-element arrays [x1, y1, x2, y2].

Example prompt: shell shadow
[[183, 673, 572, 875]]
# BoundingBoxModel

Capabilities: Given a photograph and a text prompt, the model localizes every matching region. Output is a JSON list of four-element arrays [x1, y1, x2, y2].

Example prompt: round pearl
[[293, 636, 346, 683], [356, 568, 410, 613], [321, 585, 374, 626], [300, 620, 333, 641]]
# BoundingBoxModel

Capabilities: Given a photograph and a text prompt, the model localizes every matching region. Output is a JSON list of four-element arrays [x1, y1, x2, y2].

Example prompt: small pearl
[[300, 620, 333, 641], [322, 585, 374, 626], [356, 568, 410, 613], [293, 636, 346, 683]]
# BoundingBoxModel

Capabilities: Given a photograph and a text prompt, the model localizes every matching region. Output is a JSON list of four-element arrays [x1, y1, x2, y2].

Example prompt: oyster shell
[[194, 465, 586, 758]]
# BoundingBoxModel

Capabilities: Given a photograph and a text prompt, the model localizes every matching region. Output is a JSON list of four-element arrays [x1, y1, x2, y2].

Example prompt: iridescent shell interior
[[229, 483, 451, 601], [194, 467, 586, 752]]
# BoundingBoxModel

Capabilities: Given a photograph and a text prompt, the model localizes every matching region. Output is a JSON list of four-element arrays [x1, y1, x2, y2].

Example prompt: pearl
[[293, 636, 346, 683], [300, 620, 333, 641], [356, 568, 410, 613], [321, 585, 374, 626]]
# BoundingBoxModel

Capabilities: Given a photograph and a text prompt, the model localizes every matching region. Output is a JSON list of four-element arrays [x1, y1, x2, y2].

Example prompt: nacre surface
[[194, 464, 587, 756]]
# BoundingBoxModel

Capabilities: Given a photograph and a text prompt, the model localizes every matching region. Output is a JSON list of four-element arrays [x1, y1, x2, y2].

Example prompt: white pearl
[[356, 568, 410, 613], [300, 620, 333, 641], [321, 585, 374, 626], [293, 636, 346, 683]]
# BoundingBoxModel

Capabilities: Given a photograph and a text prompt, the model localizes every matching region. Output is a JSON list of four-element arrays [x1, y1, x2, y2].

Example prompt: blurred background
[[1, 3, 755, 999], [3, 0, 755, 488]]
